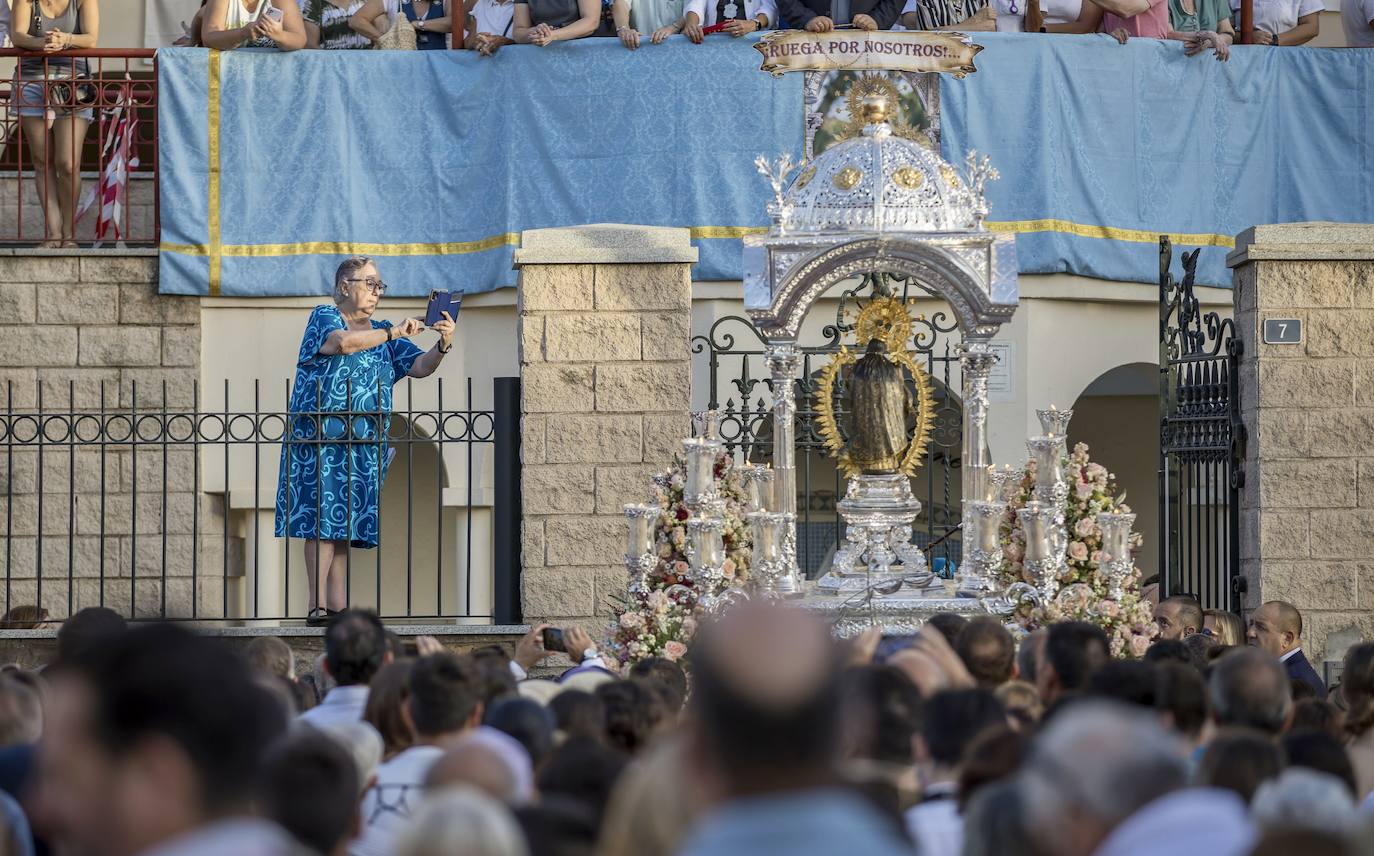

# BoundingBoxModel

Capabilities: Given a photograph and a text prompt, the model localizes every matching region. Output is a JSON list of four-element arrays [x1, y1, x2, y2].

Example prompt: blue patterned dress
[[274, 305, 425, 548]]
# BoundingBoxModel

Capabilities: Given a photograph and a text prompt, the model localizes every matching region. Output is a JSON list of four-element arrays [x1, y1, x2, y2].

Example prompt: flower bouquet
[[605, 450, 753, 668], [996, 442, 1156, 658]]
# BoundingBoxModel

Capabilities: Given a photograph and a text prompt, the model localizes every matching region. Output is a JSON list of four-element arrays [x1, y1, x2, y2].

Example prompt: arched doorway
[[1068, 362, 1160, 577]]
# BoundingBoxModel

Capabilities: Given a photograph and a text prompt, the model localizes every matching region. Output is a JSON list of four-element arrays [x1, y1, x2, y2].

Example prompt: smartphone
[[874, 633, 919, 664], [425, 290, 462, 327], [542, 627, 567, 655], [263, 5, 284, 23]]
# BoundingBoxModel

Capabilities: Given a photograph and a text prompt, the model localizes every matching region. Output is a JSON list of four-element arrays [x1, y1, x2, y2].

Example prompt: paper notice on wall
[[988, 341, 1014, 403], [144, 0, 199, 55]]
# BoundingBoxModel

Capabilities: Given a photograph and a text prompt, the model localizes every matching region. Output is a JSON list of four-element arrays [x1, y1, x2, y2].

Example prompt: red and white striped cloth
[[76, 80, 140, 246]]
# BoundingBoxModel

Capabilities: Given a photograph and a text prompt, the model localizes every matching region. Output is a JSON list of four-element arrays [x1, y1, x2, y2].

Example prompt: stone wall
[[0, 251, 225, 619], [1231, 223, 1374, 665], [0, 175, 157, 247], [514, 226, 697, 627]]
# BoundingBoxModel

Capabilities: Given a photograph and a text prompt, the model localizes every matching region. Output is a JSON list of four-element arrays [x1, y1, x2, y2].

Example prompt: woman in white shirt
[[611, 0, 684, 47], [1228, 0, 1319, 43], [681, 0, 774, 42], [988, 0, 1106, 32]]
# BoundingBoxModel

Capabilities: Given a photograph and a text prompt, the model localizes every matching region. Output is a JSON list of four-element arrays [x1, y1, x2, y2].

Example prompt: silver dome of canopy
[[769, 97, 994, 236]]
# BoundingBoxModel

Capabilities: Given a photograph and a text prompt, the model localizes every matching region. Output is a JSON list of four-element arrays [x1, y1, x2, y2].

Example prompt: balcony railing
[[0, 49, 158, 248], [0, 376, 522, 625]]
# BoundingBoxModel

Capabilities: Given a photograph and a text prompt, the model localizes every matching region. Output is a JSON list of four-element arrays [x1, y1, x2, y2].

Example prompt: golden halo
[[854, 296, 913, 353], [833, 167, 862, 191]]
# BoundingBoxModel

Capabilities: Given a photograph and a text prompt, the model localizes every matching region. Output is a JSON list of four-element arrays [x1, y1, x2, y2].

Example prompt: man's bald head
[[690, 604, 842, 795], [1248, 601, 1303, 657]]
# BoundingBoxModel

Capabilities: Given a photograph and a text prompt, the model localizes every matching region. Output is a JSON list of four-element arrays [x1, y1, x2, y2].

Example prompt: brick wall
[[0, 253, 228, 619], [514, 226, 696, 627], [1232, 224, 1374, 664]]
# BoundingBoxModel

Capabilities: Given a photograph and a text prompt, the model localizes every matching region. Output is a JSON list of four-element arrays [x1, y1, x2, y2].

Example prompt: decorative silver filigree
[[756, 153, 799, 236], [963, 150, 999, 227]]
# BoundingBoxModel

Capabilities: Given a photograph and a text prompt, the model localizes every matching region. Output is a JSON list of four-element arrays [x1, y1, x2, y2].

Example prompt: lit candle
[[683, 438, 713, 504], [981, 464, 998, 502], [705, 524, 724, 568], [750, 512, 779, 563], [1028, 435, 1065, 493], [978, 507, 1001, 554], [756, 466, 775, 513], [625, 504, 652, 556], [1096, 512, 1136, 563], [1019, 502, 1051, 562]]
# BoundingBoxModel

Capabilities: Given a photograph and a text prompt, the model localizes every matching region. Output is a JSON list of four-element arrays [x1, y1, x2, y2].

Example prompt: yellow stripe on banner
[[207, 51, 223, 296], [985, 219, 1235, 249], [689, 226, 769, 239]]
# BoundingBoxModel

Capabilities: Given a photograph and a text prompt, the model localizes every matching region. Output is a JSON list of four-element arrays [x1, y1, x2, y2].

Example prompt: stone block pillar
[[513, 226, 697, 625], [1230, 223, 1374, 663]]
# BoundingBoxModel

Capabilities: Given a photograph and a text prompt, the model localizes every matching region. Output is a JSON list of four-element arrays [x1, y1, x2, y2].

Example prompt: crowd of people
[[0, 595, 1368, 855], [136, 0, 1373, 59]]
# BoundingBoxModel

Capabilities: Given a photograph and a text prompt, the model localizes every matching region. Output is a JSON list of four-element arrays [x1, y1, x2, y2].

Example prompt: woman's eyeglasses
[[346, 277, 387, 295]]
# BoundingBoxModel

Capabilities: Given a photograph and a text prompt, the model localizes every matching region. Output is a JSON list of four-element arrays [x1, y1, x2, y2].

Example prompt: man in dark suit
[[775, 0, 904, 32], [1248, 600, 1327, 700]]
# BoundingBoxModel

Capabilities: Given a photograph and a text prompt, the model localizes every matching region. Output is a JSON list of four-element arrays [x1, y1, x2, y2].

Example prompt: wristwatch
[[1270, 30, 1279, 45]]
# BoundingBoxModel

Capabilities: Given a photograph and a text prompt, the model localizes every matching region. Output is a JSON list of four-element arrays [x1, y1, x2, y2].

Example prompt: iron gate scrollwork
[[1159, 237, 1245, 612], [693, 272, 964, 579]]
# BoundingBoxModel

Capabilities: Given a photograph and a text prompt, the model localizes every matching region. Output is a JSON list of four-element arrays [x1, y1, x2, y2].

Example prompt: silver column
[[958, 339, 998, 520], [765, 340, 803, 596]]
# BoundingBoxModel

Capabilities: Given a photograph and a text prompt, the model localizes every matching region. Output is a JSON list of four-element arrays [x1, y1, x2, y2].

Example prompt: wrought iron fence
[[694, 273, 965, 578], [1158, 237, 1244, 612], [0, 49, 158, 247], [0, 376, 521, 624]]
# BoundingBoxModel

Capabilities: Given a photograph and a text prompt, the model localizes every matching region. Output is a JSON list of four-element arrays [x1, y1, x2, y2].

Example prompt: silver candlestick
[[686, 515, 729, 610], [1096, 511, 1137, 601], [747, 510, 788, 599], [1036, 404, 1074, 437], [623, 503, 659, 596], [1018, 500, 1066, 601], [1027, 434, 1069, 560], [959, 499, 1006, 595]]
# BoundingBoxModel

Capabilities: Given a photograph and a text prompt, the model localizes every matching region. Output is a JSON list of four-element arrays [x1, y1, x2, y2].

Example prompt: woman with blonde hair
[[1204, 609, 1246, 648], [599, 735, 706, 856]]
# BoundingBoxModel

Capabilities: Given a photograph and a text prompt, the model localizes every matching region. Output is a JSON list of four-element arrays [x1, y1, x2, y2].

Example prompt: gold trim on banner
[[985, 219, 1235, 248], [207, 51, 223, 296]]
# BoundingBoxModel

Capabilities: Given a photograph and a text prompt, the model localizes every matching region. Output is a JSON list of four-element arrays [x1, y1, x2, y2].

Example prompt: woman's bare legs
[[19, 117, 61, 248], [325, 544, 349, 611], [50, 116, 90, 246]]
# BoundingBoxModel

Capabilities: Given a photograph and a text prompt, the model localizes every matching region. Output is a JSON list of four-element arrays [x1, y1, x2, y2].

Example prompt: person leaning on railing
[[304, 0, 375, 48], [464, 0, 515, 55], [9, 0, 99, 249], [350, 0, 454, 49], [201, 0, 308, 49], [1226, 0, 1318, 44], [680, 0, 774, 43], [1167, 0, 1234, 59], [610, 0, 689, 49], [273, 256, 456, 627], [509, 0, 600, 47]]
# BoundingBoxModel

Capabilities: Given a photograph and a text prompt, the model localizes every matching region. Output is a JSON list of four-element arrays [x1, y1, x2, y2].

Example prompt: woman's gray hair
[[333, 256, 374, 303], [1251, 768, 1358, 835], [394, 787, 528, 856]]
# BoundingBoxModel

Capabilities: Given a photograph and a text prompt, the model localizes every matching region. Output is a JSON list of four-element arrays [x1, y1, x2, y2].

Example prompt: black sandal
[[306, 607, 329, 627]]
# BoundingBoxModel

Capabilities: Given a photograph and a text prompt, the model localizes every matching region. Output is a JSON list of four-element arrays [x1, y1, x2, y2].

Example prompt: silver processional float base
[[800, 473, 985, 636]]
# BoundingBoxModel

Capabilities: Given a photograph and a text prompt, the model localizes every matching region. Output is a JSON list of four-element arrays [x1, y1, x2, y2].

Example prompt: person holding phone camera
[[201, 0, 308, 49], [9, 0, 99, 248], [274, 257, 457, 627]]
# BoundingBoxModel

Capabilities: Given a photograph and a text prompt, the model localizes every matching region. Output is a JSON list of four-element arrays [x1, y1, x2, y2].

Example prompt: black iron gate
[[1159, 237, 1245, 612], [693, 273, 964, 579]]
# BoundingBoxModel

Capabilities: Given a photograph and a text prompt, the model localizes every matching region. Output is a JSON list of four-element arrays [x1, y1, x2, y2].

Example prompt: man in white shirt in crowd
[[351, 651, 484, 856], [904, 688, 1008, 856], [36, 624, 303, 856], [300, 610, 391, 729]]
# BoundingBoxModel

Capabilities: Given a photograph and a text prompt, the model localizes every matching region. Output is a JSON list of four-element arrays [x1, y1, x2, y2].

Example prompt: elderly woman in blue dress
[[275, 257, 455, 626]]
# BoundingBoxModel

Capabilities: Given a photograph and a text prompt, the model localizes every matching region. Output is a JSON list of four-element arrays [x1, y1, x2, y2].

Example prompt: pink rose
[[1076, 482, 1094, 500], [1130, 634, 1151, 658], [663, 641, 688, 662], [1098, 600, 1121, 619], [1068, 541, 1089, 562], [620, 611, 646, 630], [1075, 518, 1096, 538]]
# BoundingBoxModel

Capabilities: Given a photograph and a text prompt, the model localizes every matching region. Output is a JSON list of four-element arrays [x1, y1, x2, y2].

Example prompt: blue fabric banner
[[157, 34, 1374, 296]]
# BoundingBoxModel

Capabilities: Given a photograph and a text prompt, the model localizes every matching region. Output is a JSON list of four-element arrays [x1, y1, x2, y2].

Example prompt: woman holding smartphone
[[274, 257, 455, 626], [201, 0, 308, 49]]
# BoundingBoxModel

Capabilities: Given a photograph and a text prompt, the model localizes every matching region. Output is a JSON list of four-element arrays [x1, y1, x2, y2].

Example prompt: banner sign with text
[[754, 31, 981, 77]]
